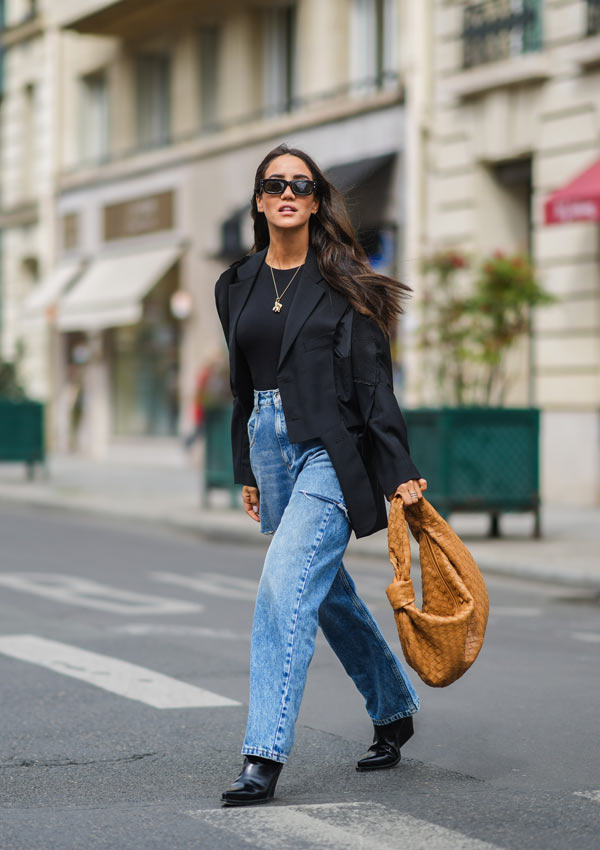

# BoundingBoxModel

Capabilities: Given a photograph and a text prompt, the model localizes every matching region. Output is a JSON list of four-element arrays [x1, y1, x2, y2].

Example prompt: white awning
[[21, 261, 83, 322], [56, 245, 182, 332]]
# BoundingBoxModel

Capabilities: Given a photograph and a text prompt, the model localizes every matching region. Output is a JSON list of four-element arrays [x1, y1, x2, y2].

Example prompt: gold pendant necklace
[[269, 262, 303, 312]]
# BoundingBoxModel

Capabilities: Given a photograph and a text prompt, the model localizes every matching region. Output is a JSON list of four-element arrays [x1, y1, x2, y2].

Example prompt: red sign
[[544, 158, 600, 225]]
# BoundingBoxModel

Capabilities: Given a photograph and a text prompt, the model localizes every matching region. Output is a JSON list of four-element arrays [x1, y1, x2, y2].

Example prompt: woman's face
[[256, 154, 320, 235]]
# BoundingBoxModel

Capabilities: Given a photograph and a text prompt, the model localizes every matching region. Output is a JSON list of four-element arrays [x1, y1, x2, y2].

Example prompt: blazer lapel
[[227, 247, 267, 348], [277, 247, 326, 370], [227, 248, 267, 392]]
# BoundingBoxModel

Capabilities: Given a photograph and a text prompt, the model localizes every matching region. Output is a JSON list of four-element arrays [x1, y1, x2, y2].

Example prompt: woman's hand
[[242, 485, 260, 522], [388, 478, 428, 506]]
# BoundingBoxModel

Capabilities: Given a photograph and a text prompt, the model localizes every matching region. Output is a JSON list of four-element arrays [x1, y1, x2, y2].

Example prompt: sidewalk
[[0, 441, 598, 591]]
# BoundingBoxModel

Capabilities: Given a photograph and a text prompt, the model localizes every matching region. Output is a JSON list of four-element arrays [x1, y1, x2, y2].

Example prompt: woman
[[214, 144, 427, 807]]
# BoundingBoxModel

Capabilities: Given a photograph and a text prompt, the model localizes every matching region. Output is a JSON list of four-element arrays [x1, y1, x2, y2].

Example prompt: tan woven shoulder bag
[[386, 496, 489, 687]]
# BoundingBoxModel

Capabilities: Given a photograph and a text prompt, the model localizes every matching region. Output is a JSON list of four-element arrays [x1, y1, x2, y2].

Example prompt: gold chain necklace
[[268, 263, 303, 313]]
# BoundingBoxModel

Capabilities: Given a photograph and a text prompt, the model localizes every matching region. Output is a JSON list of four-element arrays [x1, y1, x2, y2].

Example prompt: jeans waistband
[[253, 388, 281, 408]]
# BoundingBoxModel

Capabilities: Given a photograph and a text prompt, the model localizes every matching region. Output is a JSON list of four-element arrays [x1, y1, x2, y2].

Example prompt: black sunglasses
[[259, 178, 317, 196]]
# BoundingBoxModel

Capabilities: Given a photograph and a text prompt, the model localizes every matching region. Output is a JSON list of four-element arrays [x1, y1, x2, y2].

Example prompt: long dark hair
[[250, 143, 411, 336]]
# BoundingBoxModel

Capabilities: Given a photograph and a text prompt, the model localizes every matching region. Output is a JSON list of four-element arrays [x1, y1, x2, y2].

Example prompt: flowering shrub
[[419, 249, 554, 405]]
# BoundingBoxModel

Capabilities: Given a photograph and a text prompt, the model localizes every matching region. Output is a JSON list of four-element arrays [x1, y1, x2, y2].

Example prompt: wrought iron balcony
[[588, 0, 600, 36], [463, 0, 542, 69]]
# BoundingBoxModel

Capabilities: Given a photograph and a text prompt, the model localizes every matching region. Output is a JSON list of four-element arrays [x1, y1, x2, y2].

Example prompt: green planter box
[[0, 399, 45, 478], [404, 407, 540, 537], [203, 405, 238, 507]]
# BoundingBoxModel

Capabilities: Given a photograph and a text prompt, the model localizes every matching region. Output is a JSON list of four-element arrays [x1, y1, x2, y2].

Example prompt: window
[[135, 52, 171, 149], [588, 0, 600, 36], [263, 6, 296, 116], [463, 0, 542, 69], [198, 26, 220, 130], [79, 71, 108, 164], [21, 256, 39, 299], [350, 0, 397, 92]]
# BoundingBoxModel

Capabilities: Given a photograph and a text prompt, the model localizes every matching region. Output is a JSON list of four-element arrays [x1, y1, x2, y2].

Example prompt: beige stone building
[[2, 0, 426, 457], [0, 0, 61, 401], [411, 0, 600, 505]]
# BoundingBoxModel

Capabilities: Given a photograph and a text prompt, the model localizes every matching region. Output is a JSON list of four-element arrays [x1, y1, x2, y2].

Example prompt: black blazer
[[214, 246, 421, 538]]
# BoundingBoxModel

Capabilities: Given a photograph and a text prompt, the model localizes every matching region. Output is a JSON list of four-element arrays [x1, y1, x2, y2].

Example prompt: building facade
[[414, 0, 600, 505], [2, 0, 425, 457]]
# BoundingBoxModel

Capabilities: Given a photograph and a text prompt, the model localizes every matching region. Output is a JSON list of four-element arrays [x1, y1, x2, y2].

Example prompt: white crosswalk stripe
[[186, 802, 503, 850], [0, 634, 241, 709], [570, 632, 600, 644], [112, 623, 248, 640], [0, 572, 202, 614], [152, 570, 386, 605], [152, 570, 258, 601], [574, 790, 600, 803]]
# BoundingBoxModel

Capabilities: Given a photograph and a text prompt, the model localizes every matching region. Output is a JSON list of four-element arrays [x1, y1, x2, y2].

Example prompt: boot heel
[[221, 758, 284, 806]]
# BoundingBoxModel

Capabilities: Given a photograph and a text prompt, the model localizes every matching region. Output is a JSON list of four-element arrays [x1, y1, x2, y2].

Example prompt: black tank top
[[236, 260, 303, 390]]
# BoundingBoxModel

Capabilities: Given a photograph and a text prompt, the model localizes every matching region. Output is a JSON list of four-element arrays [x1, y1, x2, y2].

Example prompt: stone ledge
[[444, 53, 552, 100]]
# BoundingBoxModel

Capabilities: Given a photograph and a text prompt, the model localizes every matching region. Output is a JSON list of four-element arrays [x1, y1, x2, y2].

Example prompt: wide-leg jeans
[[241, 388, 419, 764]]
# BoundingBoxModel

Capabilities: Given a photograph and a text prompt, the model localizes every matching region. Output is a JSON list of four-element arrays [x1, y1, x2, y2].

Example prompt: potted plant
[[404, 249, 555, 537], [0, 347, 45, 478]]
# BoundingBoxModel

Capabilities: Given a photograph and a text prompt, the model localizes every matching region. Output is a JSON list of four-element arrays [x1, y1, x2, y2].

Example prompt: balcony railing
[[588, 0, 600, 36], [463, 0, 542, 69]]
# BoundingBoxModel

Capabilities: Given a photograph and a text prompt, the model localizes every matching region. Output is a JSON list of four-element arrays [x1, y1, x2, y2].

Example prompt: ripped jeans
[[241, 388, 419, 764]]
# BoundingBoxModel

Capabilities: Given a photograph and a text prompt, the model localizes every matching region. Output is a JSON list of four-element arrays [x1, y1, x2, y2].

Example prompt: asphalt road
[[0, 502, 598, 850]]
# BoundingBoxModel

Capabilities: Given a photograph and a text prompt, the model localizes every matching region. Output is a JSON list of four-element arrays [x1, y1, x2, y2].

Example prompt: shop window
[[198, 26, 220, 130], [135, 52, 171, 150], [79, 70, 108, 164], [263, 5, 296, 116], [109, 265, 180, 438], [350, 0, 397, 92]]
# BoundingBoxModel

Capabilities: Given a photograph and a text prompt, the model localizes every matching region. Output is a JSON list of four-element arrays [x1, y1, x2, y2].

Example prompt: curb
[[1, 487, 599, 592]]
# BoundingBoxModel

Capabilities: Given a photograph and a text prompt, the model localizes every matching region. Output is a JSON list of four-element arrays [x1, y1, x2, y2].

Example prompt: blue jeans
[[241, 388, 419, 764]]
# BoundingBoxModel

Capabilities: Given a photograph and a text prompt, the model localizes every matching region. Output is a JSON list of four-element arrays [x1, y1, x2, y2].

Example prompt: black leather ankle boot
[[356, 715, 414, 771], [221, 756, 284, 806]]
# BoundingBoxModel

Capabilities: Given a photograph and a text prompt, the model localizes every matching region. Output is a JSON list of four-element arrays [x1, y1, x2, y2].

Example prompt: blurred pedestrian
[[215, 144, 427, 806], [183, 353, 229, 450]]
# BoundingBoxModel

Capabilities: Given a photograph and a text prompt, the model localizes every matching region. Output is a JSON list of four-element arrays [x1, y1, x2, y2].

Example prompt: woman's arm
[[351, 312, 423, 498]]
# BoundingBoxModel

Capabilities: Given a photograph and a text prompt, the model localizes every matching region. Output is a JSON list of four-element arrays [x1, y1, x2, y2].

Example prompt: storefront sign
[[103, 191, 174, 241]]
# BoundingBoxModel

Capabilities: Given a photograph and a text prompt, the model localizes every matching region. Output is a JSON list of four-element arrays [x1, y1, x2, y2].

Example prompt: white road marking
[[574, 790, 600, 803], [153, 570, 386, 605], [489, 607, 541, 617], [153, 571, 258, 601], [112, 624, 248, 640], [0, 572, 202, 615], [186, 802, 502, 850], [571, 632, 600, 644], [0, 634, 240, 709]]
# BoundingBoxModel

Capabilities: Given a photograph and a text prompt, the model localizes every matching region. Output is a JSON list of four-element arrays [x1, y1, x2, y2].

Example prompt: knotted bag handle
[[386, 495, 423, 611]]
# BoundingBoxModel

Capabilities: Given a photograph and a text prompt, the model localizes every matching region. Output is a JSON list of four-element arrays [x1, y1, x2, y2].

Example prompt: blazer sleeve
[[214, 271, 257, 489], [352, 312, 421, 496]]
